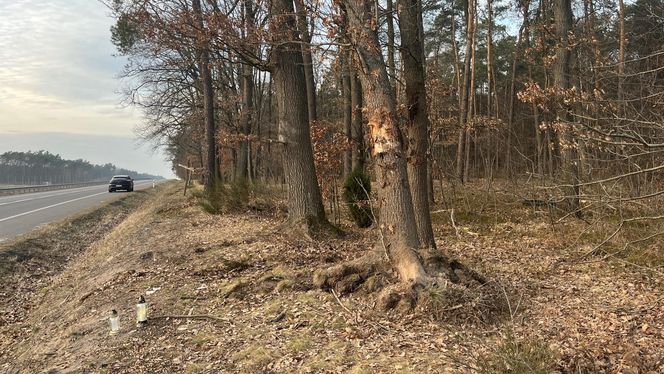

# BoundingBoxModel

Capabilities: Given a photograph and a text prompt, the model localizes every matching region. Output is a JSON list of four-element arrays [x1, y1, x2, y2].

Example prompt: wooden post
[[178, 162, 196, 196]]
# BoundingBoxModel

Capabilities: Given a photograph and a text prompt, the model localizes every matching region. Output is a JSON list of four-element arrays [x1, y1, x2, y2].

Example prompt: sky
[[0, 0, 174, 178]]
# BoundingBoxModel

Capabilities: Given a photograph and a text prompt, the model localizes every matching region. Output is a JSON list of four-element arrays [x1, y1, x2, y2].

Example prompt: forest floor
[[1, 180, 662, 373]]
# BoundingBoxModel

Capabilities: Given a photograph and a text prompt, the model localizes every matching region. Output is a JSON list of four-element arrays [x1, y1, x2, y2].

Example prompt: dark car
[[108, 175, 134, 192]]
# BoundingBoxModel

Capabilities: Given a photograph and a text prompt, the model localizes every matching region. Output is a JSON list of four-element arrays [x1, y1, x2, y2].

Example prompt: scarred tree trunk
[[553, 0, 581, 216], [340, 0, 427, 284], [398, 0, 436, 248], [314, 0, 486, 311], [270, 0, 328, 228]]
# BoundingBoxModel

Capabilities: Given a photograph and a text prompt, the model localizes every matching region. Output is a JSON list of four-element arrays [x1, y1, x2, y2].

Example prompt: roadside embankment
[[1, 180, 662, 373], [0, 182, 174, 368]]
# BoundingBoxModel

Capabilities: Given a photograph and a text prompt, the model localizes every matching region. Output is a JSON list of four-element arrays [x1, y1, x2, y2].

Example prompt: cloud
[[0, 0, 138, 134]]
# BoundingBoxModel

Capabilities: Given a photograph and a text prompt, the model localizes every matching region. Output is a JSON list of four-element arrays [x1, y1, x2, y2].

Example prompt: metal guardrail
[[0, 181, 108, 196]]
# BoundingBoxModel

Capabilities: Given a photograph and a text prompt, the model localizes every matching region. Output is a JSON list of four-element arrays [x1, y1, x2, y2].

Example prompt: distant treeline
[[0, 151, 162, 185]]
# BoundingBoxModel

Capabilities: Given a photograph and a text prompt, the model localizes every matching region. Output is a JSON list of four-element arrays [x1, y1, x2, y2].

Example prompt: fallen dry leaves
[[1, 181, 662, 373]]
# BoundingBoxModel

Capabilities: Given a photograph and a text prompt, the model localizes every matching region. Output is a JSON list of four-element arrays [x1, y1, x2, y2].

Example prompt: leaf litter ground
[[1, 181, 662, 373]]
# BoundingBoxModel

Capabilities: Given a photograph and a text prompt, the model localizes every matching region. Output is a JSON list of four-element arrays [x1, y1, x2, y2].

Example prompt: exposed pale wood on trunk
[[342, 0, 428, 284]]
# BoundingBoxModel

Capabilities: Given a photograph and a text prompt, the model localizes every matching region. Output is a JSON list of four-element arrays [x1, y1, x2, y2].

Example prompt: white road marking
[[0, 181, 152, 203], [0, 184, 105, 203], [0, 188, 101, 206], [0, 191, 108, 223]]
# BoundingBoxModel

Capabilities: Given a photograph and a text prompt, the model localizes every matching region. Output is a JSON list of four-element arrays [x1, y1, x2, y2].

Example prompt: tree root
[[313, 251, 387, 294], [314, 247, 495, 317]]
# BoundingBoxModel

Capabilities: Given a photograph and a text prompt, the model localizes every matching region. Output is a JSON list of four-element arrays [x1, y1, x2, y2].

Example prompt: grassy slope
[[1, 181, 662, 373]]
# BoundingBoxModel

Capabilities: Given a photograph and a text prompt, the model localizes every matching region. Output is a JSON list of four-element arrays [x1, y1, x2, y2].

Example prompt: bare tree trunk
[[294, 0, 317, 124], [386, 0, 396, 90], [553, 0, 581, 216], [451, 0, 462, 97], [463, 1, 477, 183], [265, 76, 274, 182], [486, 0, 493, 117], [314, 1, 487, 302], [506, 2, 530, 177], [342, 51, 353, 178], [236, 63, 253, 180], [236, 0, 255, 181], [350, 65, 364, 171], [193, 0, 219, 191], [398, 0, 436, 248], [456, 0, 475, 183], [530, 66, 543, 176], [270, 0, 328, 228], [618, 0, 625, 100]]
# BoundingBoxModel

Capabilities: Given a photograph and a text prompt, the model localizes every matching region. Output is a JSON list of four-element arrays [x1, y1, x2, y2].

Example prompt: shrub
[[194, 178, 252, 214], [342, 169, 373, 228]]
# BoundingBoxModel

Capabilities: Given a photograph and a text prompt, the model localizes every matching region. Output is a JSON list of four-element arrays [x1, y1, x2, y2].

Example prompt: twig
[[450, 208, 461, 238], [151, 314, 228, 323], [581, 221, 624, 258], [330, 289, 389, 332], [331, 289, 355, 319], [429, 208, 461, 238], [538, 163, 664, 189]]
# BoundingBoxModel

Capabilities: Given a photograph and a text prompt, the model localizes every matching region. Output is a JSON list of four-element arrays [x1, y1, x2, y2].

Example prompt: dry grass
[[476, 333, 554, 374], [1, 179, 662, 373]]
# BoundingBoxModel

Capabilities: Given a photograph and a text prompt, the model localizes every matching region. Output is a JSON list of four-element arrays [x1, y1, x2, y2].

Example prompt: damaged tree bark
[[315, 0, 484, 309]]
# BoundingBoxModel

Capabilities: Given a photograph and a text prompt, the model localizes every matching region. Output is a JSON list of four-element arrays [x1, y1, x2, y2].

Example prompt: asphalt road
[[0, 180, 157, 243]]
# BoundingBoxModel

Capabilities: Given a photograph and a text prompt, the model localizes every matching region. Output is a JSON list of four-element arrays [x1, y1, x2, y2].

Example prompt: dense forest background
[[0, 151, 163, 185], [109, 0, 663, 205]]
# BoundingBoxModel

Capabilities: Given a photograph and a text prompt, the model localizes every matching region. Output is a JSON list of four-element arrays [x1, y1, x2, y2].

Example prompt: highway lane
[[0, 180, 157, 242]]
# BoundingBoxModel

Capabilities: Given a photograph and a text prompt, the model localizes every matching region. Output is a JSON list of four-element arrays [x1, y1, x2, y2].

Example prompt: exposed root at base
[[314, 249, 505, 321], [313, 251, 387, 294]]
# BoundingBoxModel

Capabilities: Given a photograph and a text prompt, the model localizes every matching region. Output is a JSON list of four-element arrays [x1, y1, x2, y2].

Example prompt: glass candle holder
[[109, 309, 119, 335], [136, 295, 148, 325]]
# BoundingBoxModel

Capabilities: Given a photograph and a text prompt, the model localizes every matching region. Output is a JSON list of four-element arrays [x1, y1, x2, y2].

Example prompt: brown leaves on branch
[[311, 121, 350, 199]]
